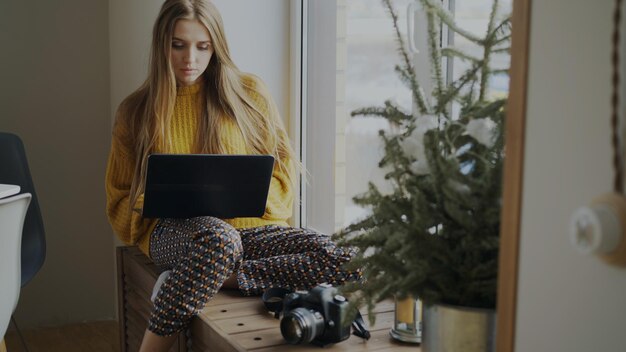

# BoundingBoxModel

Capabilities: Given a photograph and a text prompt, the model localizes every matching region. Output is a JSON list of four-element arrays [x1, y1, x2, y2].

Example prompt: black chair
[[0, 132, 46, 287]]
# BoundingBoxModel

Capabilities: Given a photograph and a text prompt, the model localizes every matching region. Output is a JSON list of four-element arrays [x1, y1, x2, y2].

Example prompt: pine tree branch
[[425, 5, 448, 118], [435, 63, 482, 113], [492, 47, 511, 54], [490, 68, 509, 75], [479, 0, 500, 100], [441, 47, 482, 63], [395, 65, 431, 114], [422, 0, 485, 45], [351, 102, 412, 125], [382, 0, 430, 115], [491, 16, 512, 39]]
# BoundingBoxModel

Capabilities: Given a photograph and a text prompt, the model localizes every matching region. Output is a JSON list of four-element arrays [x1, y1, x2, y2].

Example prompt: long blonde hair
[[118, 0, 296, 211]]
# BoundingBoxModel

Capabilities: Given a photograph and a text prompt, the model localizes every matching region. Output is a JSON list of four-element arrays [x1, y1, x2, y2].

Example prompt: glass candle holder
[[390, 296, 421, 343]]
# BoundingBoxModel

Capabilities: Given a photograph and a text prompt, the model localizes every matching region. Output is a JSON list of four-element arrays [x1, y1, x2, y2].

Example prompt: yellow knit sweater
[[105, 80, 293, 257]]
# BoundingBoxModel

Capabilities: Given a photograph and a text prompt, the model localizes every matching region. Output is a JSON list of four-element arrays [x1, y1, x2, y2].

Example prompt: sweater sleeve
[[262, 158, 295, 222], [105, 116, 156, 248]]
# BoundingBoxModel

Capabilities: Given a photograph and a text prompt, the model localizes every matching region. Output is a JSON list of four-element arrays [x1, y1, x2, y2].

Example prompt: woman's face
[[170, 19, 213, 86]]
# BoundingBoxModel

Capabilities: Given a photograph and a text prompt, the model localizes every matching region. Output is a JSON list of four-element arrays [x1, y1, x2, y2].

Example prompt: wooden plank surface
[[196, 294, 421, 351]]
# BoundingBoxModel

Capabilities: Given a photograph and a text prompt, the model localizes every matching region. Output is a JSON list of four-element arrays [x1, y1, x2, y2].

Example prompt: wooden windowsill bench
[[117, 246, 419, 352]]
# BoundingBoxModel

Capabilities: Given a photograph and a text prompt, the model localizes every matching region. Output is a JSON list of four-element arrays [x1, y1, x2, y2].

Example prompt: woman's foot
[[138, 329, 178, 352]]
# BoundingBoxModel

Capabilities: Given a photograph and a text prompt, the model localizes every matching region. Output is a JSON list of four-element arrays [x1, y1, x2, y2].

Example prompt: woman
[[105, 1, 360, 351]]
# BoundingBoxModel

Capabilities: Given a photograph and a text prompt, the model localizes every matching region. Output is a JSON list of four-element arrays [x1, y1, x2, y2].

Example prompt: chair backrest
[[0, 193, 31, 338], [0, 132, 46, 286]]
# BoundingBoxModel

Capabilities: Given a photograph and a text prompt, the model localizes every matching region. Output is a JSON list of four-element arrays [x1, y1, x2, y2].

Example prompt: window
[[300, 0, 511, 234]]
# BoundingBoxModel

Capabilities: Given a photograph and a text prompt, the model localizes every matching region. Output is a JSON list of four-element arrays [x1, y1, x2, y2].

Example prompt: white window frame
[[289, 0, 305, 228], [299, 0, 339, 234]]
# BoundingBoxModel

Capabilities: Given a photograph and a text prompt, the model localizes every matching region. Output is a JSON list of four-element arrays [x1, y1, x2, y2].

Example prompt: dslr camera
[[279, 284, 350, 346]]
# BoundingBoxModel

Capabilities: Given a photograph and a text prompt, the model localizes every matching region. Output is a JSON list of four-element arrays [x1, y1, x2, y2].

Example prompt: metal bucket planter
[[422, 303, 496, 352]]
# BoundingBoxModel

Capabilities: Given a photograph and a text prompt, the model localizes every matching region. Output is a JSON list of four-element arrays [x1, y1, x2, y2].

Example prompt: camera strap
[[261, 287, 371, 340], [351, 312, 371, 340], [262, 287, 293, 319]]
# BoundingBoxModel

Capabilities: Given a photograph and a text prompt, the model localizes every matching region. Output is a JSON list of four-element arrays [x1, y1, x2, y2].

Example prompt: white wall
[[109, 0, 161, 119], [212, 0, 291, 124], [515, 1, 626, 350], [110, 0, 290, 125], [0, 0, 114, 328]]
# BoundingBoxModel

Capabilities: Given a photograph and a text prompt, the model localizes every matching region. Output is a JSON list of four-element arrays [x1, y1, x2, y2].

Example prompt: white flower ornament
[[401, 115, 438, 175], [465, 118, 496, 148]]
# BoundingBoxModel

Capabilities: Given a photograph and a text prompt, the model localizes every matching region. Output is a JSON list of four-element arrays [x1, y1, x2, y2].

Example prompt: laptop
[[142, 154, 275, 219]]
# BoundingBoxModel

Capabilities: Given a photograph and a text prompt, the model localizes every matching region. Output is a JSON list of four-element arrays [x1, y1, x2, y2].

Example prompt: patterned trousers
[[147, 216, 361, 336]]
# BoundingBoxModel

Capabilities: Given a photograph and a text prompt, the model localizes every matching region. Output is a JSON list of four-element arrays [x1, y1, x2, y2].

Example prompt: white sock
[[151, 270, 172, 303]]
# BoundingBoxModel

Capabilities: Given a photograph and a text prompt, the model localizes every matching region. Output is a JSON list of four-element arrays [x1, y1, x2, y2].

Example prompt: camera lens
[[280, 307, 325, 345]]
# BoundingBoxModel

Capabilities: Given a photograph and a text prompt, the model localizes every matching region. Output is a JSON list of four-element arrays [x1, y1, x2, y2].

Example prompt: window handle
[[407, 1, 420, 54]]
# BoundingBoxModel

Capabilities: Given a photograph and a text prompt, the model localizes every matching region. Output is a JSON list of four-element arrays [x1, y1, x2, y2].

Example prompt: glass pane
[[341, 0, 512, 228], [343, 0, 413, 227], [451, 0, 512, 100]]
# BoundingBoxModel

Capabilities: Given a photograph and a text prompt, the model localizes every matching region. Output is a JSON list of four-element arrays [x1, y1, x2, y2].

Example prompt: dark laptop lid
[[142, 154, 275, 219]]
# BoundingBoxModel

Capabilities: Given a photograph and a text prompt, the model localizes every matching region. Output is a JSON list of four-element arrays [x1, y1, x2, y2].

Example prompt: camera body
[[280, 284, 351, 345]]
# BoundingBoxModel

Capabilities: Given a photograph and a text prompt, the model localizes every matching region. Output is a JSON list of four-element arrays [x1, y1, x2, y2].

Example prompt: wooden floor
[[4, 320, 119, 352]]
